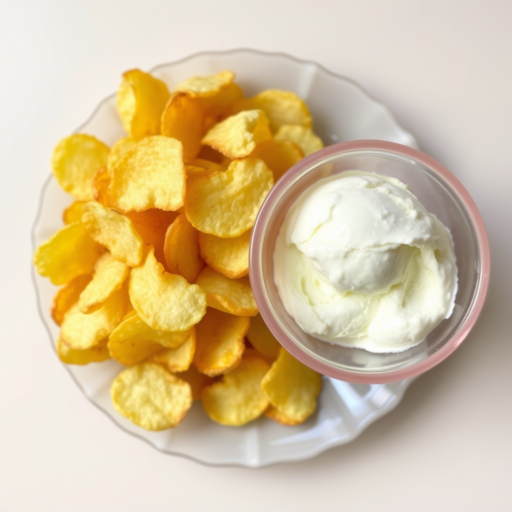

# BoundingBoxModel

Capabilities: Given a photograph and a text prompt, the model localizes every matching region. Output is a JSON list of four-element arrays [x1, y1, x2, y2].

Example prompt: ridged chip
[[82, 201, 143, 267], [197, 230, 250, 279], [161, 92, 204, 162], [175, 70, 234, 98], [246, 314, 281, 361], [111, 362, 192, 430], [274, 124, 323, 156], [129, 248, 207, 332], [201, 354, 270, 426], [232, 89, 312, 132], [107, 137, 135, 177], [78, 253, 129, 314], [177, 365, 213, 401], [261, 348, 322, 424], [51, 274, 92, 326], [193, 308, 248, 376], [116, 69, 170, 140], [252, 139, 303, 181], [201, 110, 271, 159], [109, 135, 186, 212], [62, 201, 86, 224], [52, 134, 110, 200], [150, 329, 196, 373], [185, 157, 273, 238], [61, 286, 128, 350], [164, 213, 204, 283], [34, 222, 102, 285], [196, 266, 258, 316], [56, 337, 110, 365]]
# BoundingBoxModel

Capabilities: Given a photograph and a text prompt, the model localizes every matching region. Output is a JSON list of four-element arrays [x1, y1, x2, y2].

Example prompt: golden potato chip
[[252, 139, 303, 181], [193, 308, 248, 377], [185, 157, 273, 238], [107, 137, 135, 177], [52, 134, 110, 201], [109, 135, 186, 212], [201, 110, 271, 159], [177, 365, 212, 401], [51, 274, 92, 326], [246, 313, 281, 361], [175, 70, 234, 98], [189, 158, 225, 174], [264, 405, 301, 426], [261, 348, 322, 424], [108, 312, 191, 365], [78, 253, 129, 314], [91, 168, 111, 206], [117, 69, 170, 141], [200, 83, 244, 121], [164, 213, 204, 283], [232, 90, 312, 132], [185, 165, 211, 178], [34, 222, 102, 285], [274, 124, 324, 156], [61, 286, 127, 350], [129, 248, 207, 332], [111, 362, 192, 430], [197, 230, 250, 279], [196, 266, 258, 316], [161, 92, 204, 162], [82, 201, 143, 267], [62, 201, 86, 224], [150, 329, 195, 373], [201, 354, 270, 426], [57, 337, 110, 365]]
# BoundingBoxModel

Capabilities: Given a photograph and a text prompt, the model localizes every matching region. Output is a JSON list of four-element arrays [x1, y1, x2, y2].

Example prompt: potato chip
[[201, 110, 271, 159], [185, 157, 273, 238], [108, 312, 191, 365], [264, 405, 301, 426], [193, 308, 248, 376], [201, 354, 270, 426], [161, 92, 204, 162], [51, 274, 92, 326], [91, 168, 111, 206], [252, 139, 303, 181], [82, 201, 143, 267], [246, 314, 281, 361], [129, 248, 207, 332], [163, 213, 204, 283], [185, 165, 211, 178], [196, 266, 258, 316], [175, 70, 234, 98], [107, 137, 135, 177], [111, 362, 192, 430], [34, 222, 102, 285], [57, 337, 111, 365], [78, 253, 129, 314], [126, 209, 177, 267], [109, 135, 186, 212], [61, 286, 127, 350], [200, 83, 244, 121], [150, 329, 195, 373], [52, 134, 110, 201], [232, 90, 312, 132], [189, 158, 225, 174], [117, 69, 170, 141], [197, 230, 250, 279], [274, 124, 324, 156], [62, 201, 86, 224], [177, 365, 212, 401], [261, 348, 322, 424]]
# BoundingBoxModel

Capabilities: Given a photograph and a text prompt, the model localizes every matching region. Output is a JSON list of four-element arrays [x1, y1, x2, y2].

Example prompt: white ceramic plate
[[32, 49, 418, 468]]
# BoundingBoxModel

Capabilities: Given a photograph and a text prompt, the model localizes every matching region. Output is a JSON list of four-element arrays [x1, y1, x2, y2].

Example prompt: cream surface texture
[[274, 171, 458, 353]]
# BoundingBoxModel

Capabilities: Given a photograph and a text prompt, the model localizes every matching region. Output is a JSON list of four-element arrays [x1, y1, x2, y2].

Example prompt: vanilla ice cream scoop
[[274, 171, 458, 353]]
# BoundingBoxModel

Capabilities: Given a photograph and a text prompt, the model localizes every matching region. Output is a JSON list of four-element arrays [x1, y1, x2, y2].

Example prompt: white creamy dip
[[274, 171, 458, 353]]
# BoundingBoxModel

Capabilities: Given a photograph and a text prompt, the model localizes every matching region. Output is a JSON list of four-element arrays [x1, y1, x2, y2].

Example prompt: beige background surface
[[1, 1, 511, 510]]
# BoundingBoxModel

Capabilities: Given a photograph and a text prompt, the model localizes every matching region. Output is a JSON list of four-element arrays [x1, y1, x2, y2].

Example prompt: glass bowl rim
[[249, 140, 491, 384]]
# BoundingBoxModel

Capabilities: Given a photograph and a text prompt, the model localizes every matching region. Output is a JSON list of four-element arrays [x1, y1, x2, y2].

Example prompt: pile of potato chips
[[34, 69, 324, 430]]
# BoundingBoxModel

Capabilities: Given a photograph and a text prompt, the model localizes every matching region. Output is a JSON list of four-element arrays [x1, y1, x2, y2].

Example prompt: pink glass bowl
[[250, 140, 490, 384]]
